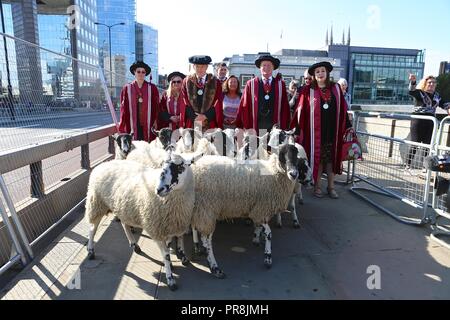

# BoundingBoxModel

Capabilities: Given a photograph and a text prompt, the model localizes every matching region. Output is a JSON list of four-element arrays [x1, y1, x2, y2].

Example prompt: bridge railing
[[0, 31, 119, 275]]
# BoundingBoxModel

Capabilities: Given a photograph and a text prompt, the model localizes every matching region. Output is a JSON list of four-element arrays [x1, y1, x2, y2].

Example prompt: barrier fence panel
[[0, 31, 119, 273], [430, 116, 450, 248], [350, 112, 437, 225]]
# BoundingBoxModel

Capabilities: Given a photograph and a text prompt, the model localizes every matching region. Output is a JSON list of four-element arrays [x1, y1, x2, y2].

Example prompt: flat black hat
[[255, 54, 281, 69], [308, 61, 333, 76], [189, 55, 212, 65], [167, 71, 186, 82], [130, 61, 151, 76]]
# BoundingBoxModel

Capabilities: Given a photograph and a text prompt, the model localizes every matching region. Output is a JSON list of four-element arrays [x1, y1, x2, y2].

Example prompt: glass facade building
[[97, 0, 136, 92], [135, 23, 158, 83], [350, 51, 424, 104]]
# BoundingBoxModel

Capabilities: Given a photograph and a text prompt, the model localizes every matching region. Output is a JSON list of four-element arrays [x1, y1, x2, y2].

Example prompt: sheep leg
[[252, 225, 263, 246], [155, 240, 177, 291], [176, 236, 190, 266], [290, 193, 300, 229], [121, 223, 141, 254], [201, 234, 226, 279], [87, 217, 101, 260], [275, 213, 283, 228], [192, 228, 207, 259], [261, 223, 273, 269]]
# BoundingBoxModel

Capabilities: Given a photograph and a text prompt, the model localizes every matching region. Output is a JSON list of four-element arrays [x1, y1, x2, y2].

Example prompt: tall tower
[[347, 26, 351, 45], [325, 29, 329, 46], [330, 25, 334, 45]]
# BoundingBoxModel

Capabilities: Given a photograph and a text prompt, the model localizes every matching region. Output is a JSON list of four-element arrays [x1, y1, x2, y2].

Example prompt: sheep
[[189, 144, 312, 277], [238, 127, 309, 229], [85, 151, 199, 291]]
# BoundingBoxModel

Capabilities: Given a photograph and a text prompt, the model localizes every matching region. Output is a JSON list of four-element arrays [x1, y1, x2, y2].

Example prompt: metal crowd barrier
[[430, 116, 450, 249], [350, 112, 438, 225]]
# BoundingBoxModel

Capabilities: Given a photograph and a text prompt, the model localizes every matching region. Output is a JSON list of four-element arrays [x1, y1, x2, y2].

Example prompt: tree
[[437, 73, 450, 102]]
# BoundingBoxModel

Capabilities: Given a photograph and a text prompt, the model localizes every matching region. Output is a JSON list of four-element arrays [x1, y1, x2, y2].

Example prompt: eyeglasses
[[172, 80, 182, 84], [135, 70, 146, 74]]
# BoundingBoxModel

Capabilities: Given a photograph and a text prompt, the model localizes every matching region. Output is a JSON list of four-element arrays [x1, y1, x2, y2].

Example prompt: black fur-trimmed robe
[[180, 73, 223, 129]]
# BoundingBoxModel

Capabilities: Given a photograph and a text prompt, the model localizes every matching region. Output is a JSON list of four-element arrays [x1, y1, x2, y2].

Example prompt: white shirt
[[197, 74, 207, 84], [261, 76, 273, 85]]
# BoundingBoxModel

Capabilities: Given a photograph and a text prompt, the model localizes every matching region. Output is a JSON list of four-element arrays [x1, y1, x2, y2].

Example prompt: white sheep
[[85, 151, 198, 291], [238, 128, 309, 229], [190, 144, 312, 277]]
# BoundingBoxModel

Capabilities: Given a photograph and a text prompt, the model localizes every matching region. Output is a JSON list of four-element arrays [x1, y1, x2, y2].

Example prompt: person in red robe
[[180, 55, 223, 130], [159, 71, 186, 130], [118, 61, 160, 142], [291, 61, 352, 199], [235, 54, 290, 133]]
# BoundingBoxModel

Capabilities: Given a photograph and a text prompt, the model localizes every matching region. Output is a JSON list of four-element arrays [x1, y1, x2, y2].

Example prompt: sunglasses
[[135, 70, 146, 74], [172, 80, 182, 84]]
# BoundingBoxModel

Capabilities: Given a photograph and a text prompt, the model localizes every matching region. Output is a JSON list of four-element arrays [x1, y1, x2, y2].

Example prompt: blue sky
[[137, 0, 450, 77]]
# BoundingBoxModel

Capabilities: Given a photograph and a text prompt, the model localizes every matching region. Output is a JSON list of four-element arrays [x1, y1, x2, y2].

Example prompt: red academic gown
[[119, 80, 160, 142], [290, 83, 349, 182], [180, 74, 224, 129], [158, 92, 185, 130], [235, 73, 290, 131]]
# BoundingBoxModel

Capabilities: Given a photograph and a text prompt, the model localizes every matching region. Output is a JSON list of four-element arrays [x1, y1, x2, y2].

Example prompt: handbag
[[341, 128, 362, 162]]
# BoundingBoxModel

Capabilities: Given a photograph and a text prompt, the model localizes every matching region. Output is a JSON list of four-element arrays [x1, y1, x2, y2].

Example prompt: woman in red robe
[[159, 71, 186, 130], [291, 61, 351, 199], [118, 61, 160, 142], [235, 54, 290, 133], [180, 55, 223, 130]]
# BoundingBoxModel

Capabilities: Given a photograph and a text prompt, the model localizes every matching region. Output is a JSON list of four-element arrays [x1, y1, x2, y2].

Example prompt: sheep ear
[[112, 133, 119, 141], [185, 152, 204, 166], [151, 127, 160, 136], [285, 128, 296, 135]]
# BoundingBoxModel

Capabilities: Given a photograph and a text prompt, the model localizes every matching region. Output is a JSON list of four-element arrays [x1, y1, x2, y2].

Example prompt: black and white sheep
[[190, 144, 312, 277], [85, 151, 199, 291]]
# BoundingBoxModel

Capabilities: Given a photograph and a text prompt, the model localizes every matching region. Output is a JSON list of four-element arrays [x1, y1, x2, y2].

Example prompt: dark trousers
[[406, 118, 434, 166]]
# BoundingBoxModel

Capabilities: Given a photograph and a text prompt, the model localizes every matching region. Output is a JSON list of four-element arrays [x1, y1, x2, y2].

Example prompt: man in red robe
[[180, 55, 223, 130], [235, 54, 290, 132], [118, 61, 160, 142]]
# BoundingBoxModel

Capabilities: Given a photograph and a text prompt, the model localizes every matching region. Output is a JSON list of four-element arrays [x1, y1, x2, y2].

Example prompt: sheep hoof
[[276, 222, 282, 229], [211, 267, 226, 279], [168, 281, 178, 291], [293, 221, 301, 229], [130, 227, 136, 234], [181, 257, 190, 266], [87, 249, 95, 260], [264, 254, 272, 269], [245, 219, 253, 226], [298, 198, 304, 205], [132, 244, 142, 254], [252, 238, 261, 246], [113, 216, 121, 222], [194, 244, 207, 256], [264, 259, 273, 269]]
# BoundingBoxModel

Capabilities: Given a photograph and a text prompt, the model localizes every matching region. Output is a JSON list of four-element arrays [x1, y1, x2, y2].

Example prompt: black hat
[[130, 61, 151, 76], [255, 54, 281, 69], [167, 71, 186, 82], [189, 55, 212, 65], [308, 61, 333, 76]]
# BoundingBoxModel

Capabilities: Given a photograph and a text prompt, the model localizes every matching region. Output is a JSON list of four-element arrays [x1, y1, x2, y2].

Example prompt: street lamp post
[[94, 22, 125, 95], [0, 0, 14, 120]]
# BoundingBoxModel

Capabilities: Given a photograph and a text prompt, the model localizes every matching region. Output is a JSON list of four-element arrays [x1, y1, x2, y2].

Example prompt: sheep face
[[178, 128, 195, 152], [157, 128, 173, 150], [297, 157, 312, 185], [278, 144, 300, 182], [268, 126, 295, 149], [114, 133, 133, 158], [156, 153, 191, 197]]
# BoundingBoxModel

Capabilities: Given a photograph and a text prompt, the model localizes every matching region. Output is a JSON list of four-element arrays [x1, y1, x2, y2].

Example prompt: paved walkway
[[1, 181, 450, 300]]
